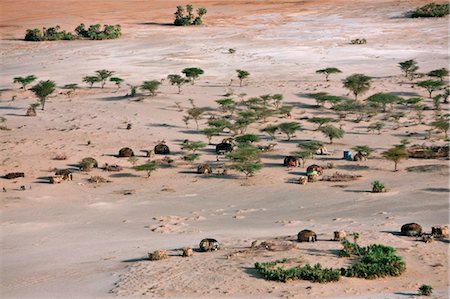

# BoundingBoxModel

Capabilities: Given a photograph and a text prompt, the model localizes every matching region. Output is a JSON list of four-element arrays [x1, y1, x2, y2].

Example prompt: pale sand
[[0, 0, 449, 298]]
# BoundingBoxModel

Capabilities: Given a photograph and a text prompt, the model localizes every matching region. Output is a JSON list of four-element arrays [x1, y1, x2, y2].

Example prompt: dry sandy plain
[[0, 0, 449, 298]]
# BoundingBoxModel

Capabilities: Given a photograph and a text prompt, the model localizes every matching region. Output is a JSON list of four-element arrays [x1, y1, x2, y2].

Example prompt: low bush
[[340, 243, 406, 279], [255, 241, 405, 283], [418, 284, 433, 296], [371, 180, 386, 193], [411, 3, 449, 18], [254, 259, 340, 283], [25, 24, 121, 41]]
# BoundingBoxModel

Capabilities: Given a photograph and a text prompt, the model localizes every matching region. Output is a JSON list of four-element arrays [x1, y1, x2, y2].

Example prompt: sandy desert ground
[[0, 0, 449, 298]]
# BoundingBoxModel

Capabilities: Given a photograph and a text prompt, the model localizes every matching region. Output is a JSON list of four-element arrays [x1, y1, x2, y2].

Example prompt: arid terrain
[[0, 0, 449, 298]]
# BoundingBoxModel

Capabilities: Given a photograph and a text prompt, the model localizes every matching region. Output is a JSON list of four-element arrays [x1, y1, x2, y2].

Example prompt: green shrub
[[418, 284, 433, 296], [174, 5, 207, 26], [371, 181, 386, 193], [25, 24, 121, 41], [255, 259, 340, 283], [341, 243, 405, 279], [411, 3, 449, 18], [256, 241, 405, 283], [25, 26, 78, 41]]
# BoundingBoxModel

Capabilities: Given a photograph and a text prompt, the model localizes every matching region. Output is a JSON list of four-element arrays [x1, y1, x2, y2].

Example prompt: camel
[[258, 143, 276, 152], [353, 152, 367, 161], [401, 223, 422, 236], [118, 147, 134, 157], [298, 176, 308, 185], [197, 164, 212, 174], [182, 247, 193, 257], [431, 225, 449, 239], [297, 229, 317, 242], [283, 156, 302, 167], [103, 164, 123, 172], [199, 238, 220, 251], [148, 250, 168, 261], [54, 169, 73, 181], [49, 175, 64, 184], [315, 146, 328, 155], [333, 231, 347, 241]]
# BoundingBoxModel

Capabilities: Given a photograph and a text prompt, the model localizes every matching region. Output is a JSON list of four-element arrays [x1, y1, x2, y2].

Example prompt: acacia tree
[[366, 92, 402, 112], [133, 162, 158, 178], [368, 122, 384, 134], [278, 122, 302, 141], [398, 59, 418, 79], [260, 124, 279, 140], [316, 67, 342, 81], [319, 125, 345, 144], [215, 98, 236, 115], [95, 69, 114, 88], [13, 75, 37, 90], [382, 145, 408, 171], [30, 80, 56, 110], [427, 68, 448, 81], [236, 69, 250, 87], [307, 117, 335, 130], [167, 74, 189, 93], [110, 77, 124, 89], [182, 67, 204, 84], [83, 76, 100, 88], [186, 107, 205, 129], [343, 74, 371, 100], [430, 117, 449, 138], [203, 127, 220, 144], [226, 145, 262, 178], [416, 80, 445, 98], [235, 134, 260, 145], [140, 80, 161, 96]]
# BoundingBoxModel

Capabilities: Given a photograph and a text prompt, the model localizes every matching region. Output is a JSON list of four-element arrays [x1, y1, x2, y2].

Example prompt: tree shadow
[[343, 189, 371, 193], [422, 187, 449, 193], [243, 266, 264, 279], [136, 22, 175, 27], [122, 256, 149, 263], [393, 291, 417, 296], [109, 173, 140, 178], [0, 106, 23, 110], [336, 165, 370, 171], [100, 95, 129, 101], [390, 91, 421, 97], [380, 230, 403, 236]]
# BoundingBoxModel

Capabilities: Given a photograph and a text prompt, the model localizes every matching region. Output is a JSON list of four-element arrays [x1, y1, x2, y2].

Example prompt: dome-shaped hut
[[401, 223, 422, 236], [118, 147, 134, 157], [297, 229, 317, 242], [199, 238, 220, 251], [216, 142, 233, 154], [154, 142, 170, 155], [283, 156, 301, 167], [197, 164, 212, 174]]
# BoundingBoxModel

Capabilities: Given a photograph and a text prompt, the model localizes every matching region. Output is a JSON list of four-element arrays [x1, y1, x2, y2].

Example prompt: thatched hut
[[199, 238, 220, 251], [154, 143, 170, 155], [306, 164, 323, 175], [216, 142, 233, 154], [283, 156, 301, 167], [401, 223, 422, 236], [79, 157, 98, 171], [197, 164, 212, 174], [118, 147, 134, 157], [297, 229, 317, 242]]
